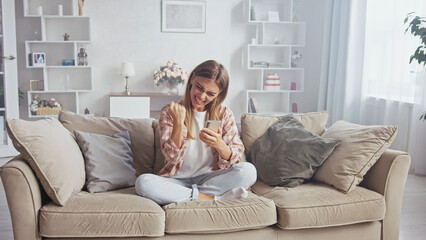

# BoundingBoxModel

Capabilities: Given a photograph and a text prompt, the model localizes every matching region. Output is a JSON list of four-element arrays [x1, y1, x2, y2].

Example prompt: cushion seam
[[277, 217, 384, 230], [163, 201, 272, 210], [40, 210, 164, 215], [166, 221, 277, 234], [40, 232, 165, 238], [274, 197, 384, 209]]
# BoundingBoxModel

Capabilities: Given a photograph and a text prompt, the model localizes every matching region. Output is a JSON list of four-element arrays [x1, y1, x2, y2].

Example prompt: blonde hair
[[182, 60, 229, 139]]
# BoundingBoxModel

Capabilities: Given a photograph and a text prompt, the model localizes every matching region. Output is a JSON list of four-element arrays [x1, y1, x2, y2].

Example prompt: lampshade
[[121, 62, 135, 77]]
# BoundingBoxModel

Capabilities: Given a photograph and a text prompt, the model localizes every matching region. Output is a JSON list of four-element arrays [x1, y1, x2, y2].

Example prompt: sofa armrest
[[360, 149, 410, 240], [0, 156, 43, 240]]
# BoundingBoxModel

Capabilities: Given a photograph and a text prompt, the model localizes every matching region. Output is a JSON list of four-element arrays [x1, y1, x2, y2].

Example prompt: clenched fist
[[169, 101, 186, 126]]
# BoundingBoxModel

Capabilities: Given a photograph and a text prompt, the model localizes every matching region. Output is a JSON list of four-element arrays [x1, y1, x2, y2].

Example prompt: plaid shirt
[[157, 103, 244, 177]]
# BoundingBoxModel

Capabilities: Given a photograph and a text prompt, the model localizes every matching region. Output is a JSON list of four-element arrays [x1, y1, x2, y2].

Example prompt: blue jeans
[[135, 162, 257, 205]]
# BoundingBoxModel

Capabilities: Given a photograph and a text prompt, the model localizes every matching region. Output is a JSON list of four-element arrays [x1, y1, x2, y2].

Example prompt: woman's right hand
[[169, 101, 186, 126]]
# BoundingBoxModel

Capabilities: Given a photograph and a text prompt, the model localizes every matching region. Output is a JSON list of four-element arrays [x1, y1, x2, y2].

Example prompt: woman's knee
[[135, 173, 157, 197], [233, 162, 257, 185]]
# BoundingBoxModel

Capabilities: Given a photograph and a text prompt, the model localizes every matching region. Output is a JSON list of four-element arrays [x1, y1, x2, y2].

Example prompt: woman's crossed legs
[[135, 162, 257, 205]]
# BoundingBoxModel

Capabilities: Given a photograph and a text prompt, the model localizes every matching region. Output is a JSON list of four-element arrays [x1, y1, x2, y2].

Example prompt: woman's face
[[190, 76, 220, 112]]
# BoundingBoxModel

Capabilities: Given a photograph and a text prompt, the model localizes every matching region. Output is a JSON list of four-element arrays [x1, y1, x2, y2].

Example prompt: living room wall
[[15, 0, 327, 121]]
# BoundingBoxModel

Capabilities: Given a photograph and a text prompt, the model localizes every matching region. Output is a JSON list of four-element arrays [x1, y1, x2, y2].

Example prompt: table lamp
[[121, 62, 135, 95]]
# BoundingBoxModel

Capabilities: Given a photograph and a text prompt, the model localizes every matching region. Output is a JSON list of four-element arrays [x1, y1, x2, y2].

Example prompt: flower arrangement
[[153, 61, 188, 89], [30, 95, 61, 115]]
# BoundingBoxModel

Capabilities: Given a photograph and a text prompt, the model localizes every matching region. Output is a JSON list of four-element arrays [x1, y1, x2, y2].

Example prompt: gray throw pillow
[[250, 115, 340, 187], [74, 130, 137, 193]]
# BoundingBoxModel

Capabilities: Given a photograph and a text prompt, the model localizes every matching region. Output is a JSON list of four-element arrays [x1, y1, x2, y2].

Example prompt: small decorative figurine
[[291, 50, 302, 68], [63, 33, 70, 41], [77, 48, 88, 66], [84, 108, 90, 114]]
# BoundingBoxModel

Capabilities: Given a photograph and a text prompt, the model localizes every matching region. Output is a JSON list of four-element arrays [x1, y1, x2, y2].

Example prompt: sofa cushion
[[250, 115, 340, 187], [39, 187, 165, 238], [6, 118, 85, 206], [58, 110, 155, 176], [241, 111, 329, 153], [74, 130, 137, 193], [313, 120, 398, 193], [252, 180, 385, 230], [163, 194, 277, 234]]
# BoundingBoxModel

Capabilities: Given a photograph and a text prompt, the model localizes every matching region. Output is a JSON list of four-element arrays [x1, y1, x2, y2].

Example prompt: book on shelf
[[249, 98, 259, 113], [248, 98, 254, 113], [252, 98, 259, 113]]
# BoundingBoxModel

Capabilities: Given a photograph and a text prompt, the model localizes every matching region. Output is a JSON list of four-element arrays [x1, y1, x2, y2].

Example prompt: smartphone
[[205, 120, 221, 132]]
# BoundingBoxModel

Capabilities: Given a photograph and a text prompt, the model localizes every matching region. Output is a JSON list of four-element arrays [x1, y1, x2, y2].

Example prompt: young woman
[[135, 60, 257, 205]]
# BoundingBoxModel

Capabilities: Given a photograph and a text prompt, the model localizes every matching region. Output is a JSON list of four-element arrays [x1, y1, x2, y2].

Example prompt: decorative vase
[[264, 73, 280, 91], [167, 81, 179, 95], [168, 86, 179, 95]]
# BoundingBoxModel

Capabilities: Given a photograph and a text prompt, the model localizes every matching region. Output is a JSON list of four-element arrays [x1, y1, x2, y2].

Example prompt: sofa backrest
[[59, 111, 155, 176], [57, 111, 329, 176]]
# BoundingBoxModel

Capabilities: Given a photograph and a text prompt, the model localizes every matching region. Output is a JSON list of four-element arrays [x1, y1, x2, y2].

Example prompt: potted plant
[[404, 13, 426, 120], [0, 86, 24, 107], [30, 96, 61, 116]]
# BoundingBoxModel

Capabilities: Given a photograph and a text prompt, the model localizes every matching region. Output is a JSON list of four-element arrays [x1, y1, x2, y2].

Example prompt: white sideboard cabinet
[[110, 93, 183, 119]]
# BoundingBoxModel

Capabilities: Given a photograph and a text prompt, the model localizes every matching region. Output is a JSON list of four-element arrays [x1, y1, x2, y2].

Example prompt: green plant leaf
[[405, 13, 426, 65]]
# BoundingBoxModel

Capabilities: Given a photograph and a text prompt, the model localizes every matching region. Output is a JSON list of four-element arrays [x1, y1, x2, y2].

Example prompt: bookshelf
[[244, 0, 305, 114]]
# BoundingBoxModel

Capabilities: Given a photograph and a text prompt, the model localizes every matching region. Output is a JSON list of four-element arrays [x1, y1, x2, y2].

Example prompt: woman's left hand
[[200, 126, 232, 160], [199, 127, 223, 149]]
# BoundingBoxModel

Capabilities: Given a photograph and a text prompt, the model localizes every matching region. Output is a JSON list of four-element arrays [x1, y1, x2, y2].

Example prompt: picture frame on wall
[[161, 0, 206, 33], [29, 52, 46, 67]]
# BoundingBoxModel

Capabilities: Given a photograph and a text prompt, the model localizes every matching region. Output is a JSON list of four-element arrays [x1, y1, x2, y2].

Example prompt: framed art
[[30, 80, 44, 91], [29, 52, 46, 67], [162, 0, 206, 33]]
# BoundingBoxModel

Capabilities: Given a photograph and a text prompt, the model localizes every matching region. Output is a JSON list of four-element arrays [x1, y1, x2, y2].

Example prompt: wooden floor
[[399, 174, 426, 240], [0, 159, 425, 239]]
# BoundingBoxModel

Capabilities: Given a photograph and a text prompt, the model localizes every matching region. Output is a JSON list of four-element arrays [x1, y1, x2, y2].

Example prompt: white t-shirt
[[173, 110, 216, 178]]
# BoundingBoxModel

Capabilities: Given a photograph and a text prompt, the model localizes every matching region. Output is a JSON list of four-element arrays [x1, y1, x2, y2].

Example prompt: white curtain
[[409, 70, 426, 175], [318, 0, 367, 125], [318, 0, 426, 174]]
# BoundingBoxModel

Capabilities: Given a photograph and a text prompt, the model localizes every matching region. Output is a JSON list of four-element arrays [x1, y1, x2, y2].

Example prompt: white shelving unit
[[23, 0, 76, 17], [244, 0, 305, 114], [23, 0, 93, 118]]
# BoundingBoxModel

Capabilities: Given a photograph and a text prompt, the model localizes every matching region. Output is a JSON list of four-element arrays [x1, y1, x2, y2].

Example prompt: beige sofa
[[1, 111, 410, 240]]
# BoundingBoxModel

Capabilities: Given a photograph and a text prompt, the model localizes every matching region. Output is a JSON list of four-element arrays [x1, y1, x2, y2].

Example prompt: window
[[363, 0, 425, 103]]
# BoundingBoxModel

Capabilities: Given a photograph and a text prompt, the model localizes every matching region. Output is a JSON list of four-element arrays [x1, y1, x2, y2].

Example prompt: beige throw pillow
[[313, 120, 398, 193], [241, 111, 329, 153], [6, 118, 85, 206]]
